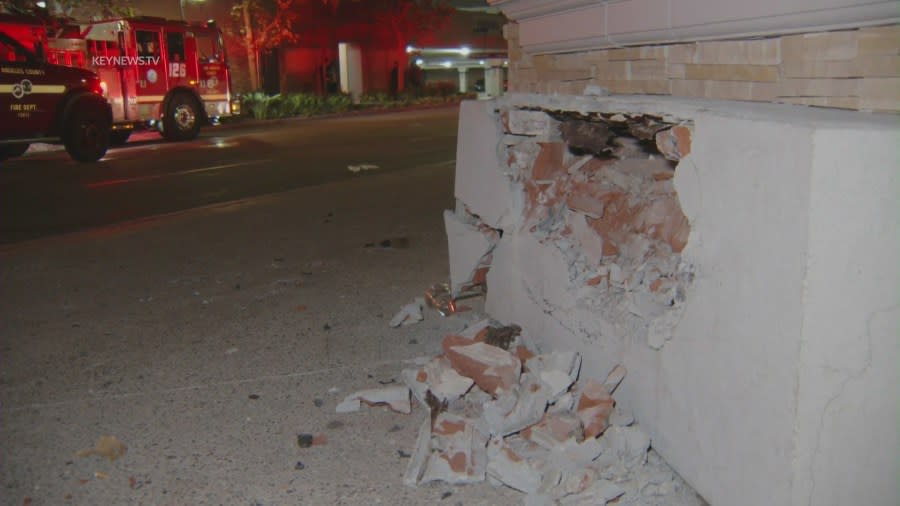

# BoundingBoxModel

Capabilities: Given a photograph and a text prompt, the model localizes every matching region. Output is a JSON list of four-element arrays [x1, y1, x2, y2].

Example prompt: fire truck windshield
[[195, 31, 220, 63], [0, 32, 37, 64]]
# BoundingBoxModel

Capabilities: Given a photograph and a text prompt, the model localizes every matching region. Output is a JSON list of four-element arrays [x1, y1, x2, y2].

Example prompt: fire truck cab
[[61, 17, 233, 143], [0, 13, 111, 162]]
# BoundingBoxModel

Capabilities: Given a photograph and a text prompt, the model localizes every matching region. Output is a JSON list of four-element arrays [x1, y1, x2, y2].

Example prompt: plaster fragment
[[527, 351, 582, 399], [421, 413, 488, 485], [486, 437, 543, 494], [389, 297, 425, 327], [577, 379, 615, 438], [338, 386, 411, 414], [404, 417, 432, 487]]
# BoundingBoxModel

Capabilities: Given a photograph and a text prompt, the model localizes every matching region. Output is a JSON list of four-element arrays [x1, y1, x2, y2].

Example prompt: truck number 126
[[169, 62, 186, 78]]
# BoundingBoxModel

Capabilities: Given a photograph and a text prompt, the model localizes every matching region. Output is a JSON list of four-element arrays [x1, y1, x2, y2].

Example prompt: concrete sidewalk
[[0, 163, 521, 505]]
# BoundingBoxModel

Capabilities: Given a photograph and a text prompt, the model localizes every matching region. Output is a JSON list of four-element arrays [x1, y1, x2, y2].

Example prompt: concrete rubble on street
[[349, 317, 704, 506], [389, 297, 425, 327]]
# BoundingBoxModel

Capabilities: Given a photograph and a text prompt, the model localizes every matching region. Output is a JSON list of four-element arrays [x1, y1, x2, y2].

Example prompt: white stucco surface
[[455, 100, 518, 229], [642, 112, 814, 505], [444, 209, 496, 295], [453, 94, 900, 506], [791, 126, 900, 506]]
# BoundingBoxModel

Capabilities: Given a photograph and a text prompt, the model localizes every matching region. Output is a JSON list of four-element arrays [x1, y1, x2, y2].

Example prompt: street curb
[[214, 100, 463, 131]]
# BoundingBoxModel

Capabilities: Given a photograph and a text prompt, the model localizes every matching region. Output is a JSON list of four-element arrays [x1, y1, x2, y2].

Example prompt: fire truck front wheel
[[162, 93, 202, 142], [62, 96, 111, 163]]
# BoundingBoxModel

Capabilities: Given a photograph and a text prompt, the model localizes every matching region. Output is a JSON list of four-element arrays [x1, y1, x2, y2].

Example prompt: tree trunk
[[242, 1, 260, 91]]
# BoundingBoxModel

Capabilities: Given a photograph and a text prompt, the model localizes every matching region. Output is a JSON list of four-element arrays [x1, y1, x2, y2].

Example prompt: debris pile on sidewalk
[[339, 319, 704, 506], [389, 283, 482, 328]]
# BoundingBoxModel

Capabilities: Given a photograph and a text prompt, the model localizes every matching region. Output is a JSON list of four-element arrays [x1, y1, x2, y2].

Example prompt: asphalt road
[[0, 106, 460, 244]]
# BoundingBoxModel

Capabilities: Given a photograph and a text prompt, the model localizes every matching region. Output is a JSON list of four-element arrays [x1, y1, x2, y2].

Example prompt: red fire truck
[[48, 16, 235, 144], [1, 13, 111, 162]]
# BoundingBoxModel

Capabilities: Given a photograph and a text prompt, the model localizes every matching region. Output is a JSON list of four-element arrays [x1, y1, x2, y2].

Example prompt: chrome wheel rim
[[174, 104, 196, 131]]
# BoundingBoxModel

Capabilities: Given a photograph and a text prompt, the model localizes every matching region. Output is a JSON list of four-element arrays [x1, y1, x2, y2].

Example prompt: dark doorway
[[261, 48, 280, 95]]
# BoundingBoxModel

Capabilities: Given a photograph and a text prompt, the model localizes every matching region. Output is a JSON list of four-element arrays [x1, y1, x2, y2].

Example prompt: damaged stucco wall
[[446, 95, 900, 506]]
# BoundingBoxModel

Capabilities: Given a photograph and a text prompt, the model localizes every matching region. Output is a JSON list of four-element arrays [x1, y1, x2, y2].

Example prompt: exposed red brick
[[532, 142, 567, 181], [580, 157, 615, 174], [499, 110, 510, 132], [447, 451, 469, 473], [442, 334, 476, 355], [503, 446, 524, 463], [434, 418, 467, 436], [471, 266, 490, 286], [473, 327, 491, 342], [577, 379, 616, 439], [564, 182, 624, 219], [523, 413, 583, 446], [638, 195, 690, 253], [524, 180, 566, 225], [416, 370, 428, 382], [655, 124, 692, 161], [514, 345, 536, 365], [653, 171, 674, 181], [444, 342, 522, 395], [649, 278, 664, 292], [587, 275, 607, 286]]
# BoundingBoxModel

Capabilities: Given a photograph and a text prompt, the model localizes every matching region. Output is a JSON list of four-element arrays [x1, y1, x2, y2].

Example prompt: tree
[[369, 0, 452, 51], [228, 0, 301, 91]]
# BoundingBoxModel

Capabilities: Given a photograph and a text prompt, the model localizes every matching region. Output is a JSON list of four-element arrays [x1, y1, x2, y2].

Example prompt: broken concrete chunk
[[407, 356, 475, 404], [421, 413, 489, 485], [609, 406, 635, 427], [444, 341, 522, 396], [486, 437, 543, 494], [335, 397, 361, 413], [558, 467, 600, 497], [522, 412, 583, 449], [389, 297, 425, 327], [444, 210, 499, 296], [402, 367, 429, 407], [507, 109, 554, 136], [484, 375, 551, 437], [404, 416, 433, 487], [548, 392, 576, 414], [602, 364, 627, 394], [338, 386, 411, 414], [546, 437, 604, 474], [595, 425, 651, 473], [458, 318, 493, 340], [576, 379, 615, 439], [527, 351, 582, 400], [567, 212, 607, 266]]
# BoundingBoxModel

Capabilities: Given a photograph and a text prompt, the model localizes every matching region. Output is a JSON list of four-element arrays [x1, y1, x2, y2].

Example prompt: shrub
[[234, 86, 466, 121]]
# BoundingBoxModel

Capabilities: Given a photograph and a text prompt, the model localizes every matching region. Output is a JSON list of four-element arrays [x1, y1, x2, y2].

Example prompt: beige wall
[[506, 23, 900, 112]]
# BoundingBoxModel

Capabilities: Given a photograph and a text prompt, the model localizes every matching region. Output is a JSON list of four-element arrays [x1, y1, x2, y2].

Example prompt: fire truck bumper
[[204, 100, 233, 122]]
